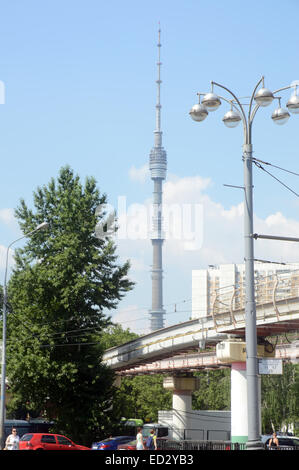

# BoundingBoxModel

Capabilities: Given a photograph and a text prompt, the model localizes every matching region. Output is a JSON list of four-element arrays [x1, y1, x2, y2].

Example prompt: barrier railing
[[208, 269, 299, 330], [157, 439, 299, 450], [157, 439, 246, 451]]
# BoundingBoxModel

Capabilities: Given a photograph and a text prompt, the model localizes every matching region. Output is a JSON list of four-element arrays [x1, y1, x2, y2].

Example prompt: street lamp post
[[190, 78, 299, 449], [0, 221, 49, 449]]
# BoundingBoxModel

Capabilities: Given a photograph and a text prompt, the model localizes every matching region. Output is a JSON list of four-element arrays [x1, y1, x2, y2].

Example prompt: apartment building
[[192, 262, 299, 319]]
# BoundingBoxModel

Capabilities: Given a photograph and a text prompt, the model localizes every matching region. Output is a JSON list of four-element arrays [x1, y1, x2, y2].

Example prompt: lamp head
[[189, 103, 208, 122], [202, 92, 221, 112], [222, 109, 241, 128], [286, 93, 299, 114], [36, 222, 49, 231], [271, 106, 290, 125], [254, 87, 274, 107]]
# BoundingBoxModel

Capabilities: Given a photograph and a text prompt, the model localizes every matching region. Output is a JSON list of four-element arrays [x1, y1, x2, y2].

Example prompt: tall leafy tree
[[4, 166, 134, 445], [261, 363, 299, 434]]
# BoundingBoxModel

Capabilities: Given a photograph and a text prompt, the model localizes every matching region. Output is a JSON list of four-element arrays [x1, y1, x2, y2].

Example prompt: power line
[[253, 158, 299, 198], [252, 157, 299, 178], [39, 341, 99, 348]]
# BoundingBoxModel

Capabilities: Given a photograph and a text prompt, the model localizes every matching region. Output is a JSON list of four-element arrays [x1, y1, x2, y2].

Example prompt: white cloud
[[0, 208, 16, 226], [164, 174, 211, 204], [129, 164, 149, 183], [254, 212, 299, 263], [221, 202, 244, 220]]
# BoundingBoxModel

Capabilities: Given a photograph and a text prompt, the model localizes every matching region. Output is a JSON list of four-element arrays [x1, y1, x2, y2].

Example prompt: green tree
[[114, 375, 172, 423], [4, 166, 134, 445], [100, 323, 139, 350], [261, 363, 299, 434], [99, 325, 172, 429], [192, 369, 231, 410]]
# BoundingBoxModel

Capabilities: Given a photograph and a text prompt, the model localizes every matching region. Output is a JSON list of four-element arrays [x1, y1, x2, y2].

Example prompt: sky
[[1, 0, 299, 334]]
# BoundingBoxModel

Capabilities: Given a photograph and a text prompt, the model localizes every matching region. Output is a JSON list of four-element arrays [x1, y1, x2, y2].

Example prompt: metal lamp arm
[[3, 225, 44, 292], [3, 237, 24, 294], [247, 77, 265, 143], [249, 84, 295, 142], [212, 93, 247, 138], [212, 81, 248, 128], [248, 77, 264, 122], [273, 85, 293, 95]]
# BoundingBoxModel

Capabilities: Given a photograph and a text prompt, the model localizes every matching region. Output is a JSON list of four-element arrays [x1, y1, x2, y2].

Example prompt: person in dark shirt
[[269, 432, 279, 449]]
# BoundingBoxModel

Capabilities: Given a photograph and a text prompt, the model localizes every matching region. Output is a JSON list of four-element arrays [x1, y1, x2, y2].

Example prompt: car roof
[[261, 435, 299, 442], [93, 436, 133, 442], [143, 423, 165, 427], [23, 433, 71, 438]]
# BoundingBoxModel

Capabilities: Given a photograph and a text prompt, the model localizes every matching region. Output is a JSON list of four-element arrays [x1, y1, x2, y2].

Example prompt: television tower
[[149, 28, 167, 331]]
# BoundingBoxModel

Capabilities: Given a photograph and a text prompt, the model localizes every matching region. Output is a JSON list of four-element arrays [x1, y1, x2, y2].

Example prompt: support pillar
[[231, 362, 261, 444], [231, 362, 248, 443], [172, 391, 192, 440], [163, 376, 198, 440]]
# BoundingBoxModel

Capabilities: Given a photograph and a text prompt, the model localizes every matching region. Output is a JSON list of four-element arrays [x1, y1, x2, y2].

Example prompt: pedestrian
[[268, 432, 279, 450], [146, 429, 157, 450], [136, 427, 145, 450], [5, 428, 20, 450]]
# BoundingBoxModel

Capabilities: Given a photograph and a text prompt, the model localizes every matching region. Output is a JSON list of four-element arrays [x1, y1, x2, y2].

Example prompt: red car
[[19, 433, 90, 450]]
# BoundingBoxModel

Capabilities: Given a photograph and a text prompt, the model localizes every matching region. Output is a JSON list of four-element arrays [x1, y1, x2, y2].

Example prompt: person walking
[[146, 429, 157, 450], [136, 427, 145, 450], [5, 428, 20, 450]]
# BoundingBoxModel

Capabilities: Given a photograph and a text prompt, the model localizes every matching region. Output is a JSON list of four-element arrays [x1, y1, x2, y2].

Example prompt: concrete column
[[231, 362, 261, 443], [172, 391, 192, 440], [231, 362, 248, 443], [163, 376, 198, 441]]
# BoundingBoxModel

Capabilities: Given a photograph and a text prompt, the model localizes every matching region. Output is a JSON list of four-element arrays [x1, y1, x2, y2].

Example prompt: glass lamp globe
[[189, 103, 208, 122], [222, 109, 241, 128], [254, 87, 274, 107], [202, 93, 221, 111], [271, 107, 290, 125], [286, 94, 299, 114]]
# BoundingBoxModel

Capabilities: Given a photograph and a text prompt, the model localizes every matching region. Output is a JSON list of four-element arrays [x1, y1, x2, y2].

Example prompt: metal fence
[[157, 439, 246, 451], [157, 439, 299, 450]]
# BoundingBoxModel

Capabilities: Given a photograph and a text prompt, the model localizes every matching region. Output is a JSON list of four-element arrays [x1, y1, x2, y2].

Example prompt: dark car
[[262, 435, 299, 450], [118, 439, 138, 450], [19, 433, 90, 450], [91, 436, 135, 450]]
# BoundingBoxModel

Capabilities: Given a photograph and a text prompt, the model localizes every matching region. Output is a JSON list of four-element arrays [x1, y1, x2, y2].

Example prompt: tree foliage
[[114, 375, 172, 424], [192, 369, 231, 410], [100, 323, 139, 350], [99, 325, 171, 427], [261, 362, 299, 434], [4, 166, 134, 445]]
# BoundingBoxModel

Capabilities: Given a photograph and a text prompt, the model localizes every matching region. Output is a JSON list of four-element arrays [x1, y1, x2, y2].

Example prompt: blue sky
[[1, 0, 299, 333]]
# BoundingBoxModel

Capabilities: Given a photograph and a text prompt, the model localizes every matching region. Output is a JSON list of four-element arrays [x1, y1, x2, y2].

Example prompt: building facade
[[192, 262, 299, 320]]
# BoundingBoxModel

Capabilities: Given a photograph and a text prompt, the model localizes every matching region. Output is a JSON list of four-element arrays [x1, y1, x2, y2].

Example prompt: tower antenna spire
[[149, 27, 167, 331]]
